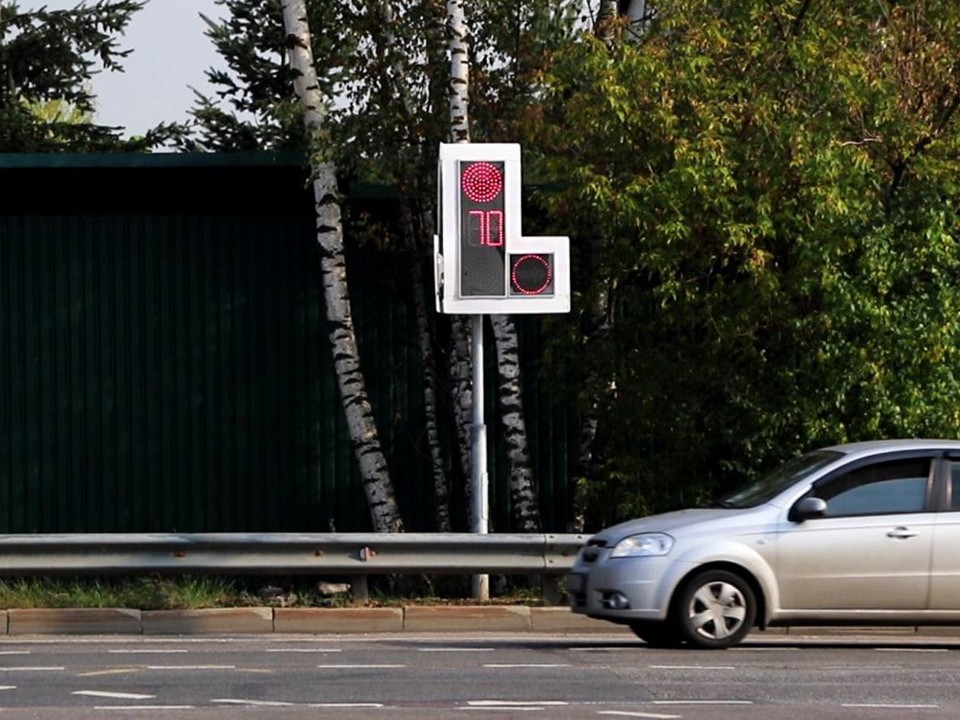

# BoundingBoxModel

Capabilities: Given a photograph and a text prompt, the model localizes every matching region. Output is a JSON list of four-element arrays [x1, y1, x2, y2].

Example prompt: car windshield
[[714, 449, 843, 509]]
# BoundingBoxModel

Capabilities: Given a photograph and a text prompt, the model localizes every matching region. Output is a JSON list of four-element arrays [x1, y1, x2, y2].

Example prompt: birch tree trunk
[[281, 0, 403, 533], [372, 0, 451, 531], [446, 0, 476, 515], [446, 0, 541, 534], [490, 315, 541, 532], [596, 0, 619, 43]]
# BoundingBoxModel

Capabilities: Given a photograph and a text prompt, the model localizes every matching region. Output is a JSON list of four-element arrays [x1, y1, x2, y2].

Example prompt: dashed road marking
[[842, 704, 939, 709], [94, 705, 194, 711], [652, 700, 752, 706], [78, 668, 141, 677], [267, 648, 342, 653], [212, 698, 294, 706], [648, 665, 735, 670], [317, 664, 405, 669], [467, 701, 569, 706], [145, 665, 235, 670], [109, 649, 188, 655], [73, 691, 156, 700]]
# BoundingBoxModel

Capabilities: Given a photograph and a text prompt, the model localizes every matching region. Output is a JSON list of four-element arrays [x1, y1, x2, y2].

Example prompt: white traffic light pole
[[435, 143, 570, 601], [470, 315, 489, 601]]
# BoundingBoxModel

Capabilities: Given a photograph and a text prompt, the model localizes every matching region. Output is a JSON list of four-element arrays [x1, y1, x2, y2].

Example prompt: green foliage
[[0, 1, 180, 151], [535, 0, 960, 526], [0, 576, 245, 610], [189, 0, 960, 530]]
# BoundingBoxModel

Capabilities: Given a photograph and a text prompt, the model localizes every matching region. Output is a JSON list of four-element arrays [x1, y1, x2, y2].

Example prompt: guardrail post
[[351, 575, 369, 603]]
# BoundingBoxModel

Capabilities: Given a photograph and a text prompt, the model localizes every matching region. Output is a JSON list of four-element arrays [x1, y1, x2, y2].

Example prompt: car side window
[[815, 458, 930, 517], [949, 463, 960, 510]]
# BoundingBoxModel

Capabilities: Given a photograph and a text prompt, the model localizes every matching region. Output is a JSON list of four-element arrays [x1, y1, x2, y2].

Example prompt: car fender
[[659, 539, 780, 624]]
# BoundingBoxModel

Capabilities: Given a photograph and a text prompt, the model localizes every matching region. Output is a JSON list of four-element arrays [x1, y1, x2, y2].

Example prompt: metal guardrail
[[0, 533, 586, 576]]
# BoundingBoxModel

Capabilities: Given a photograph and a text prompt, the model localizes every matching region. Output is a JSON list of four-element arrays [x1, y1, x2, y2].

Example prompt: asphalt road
[[0, 633, 959, 719]]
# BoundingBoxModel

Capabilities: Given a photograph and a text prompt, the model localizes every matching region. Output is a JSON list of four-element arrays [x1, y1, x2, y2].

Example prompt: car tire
[[629, 621, 684, 648], [676, 569, 756, 649]]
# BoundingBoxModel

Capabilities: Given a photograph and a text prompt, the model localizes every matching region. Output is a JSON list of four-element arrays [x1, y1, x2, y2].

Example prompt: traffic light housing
[[435, 143, 570, 315]]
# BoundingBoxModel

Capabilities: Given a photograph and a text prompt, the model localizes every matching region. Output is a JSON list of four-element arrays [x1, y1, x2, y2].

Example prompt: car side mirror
[[793, 496, 828, 522]]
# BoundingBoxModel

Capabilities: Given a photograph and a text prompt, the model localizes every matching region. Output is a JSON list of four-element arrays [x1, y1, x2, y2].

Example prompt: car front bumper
[[568, 552, 687, 623]]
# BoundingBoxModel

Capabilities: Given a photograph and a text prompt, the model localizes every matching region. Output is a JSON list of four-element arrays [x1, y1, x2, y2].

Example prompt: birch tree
[[191, 0, 583, 530], [281, 0, 403, 533], [447, 0, 543, 533], [371, 0, 452, 531]]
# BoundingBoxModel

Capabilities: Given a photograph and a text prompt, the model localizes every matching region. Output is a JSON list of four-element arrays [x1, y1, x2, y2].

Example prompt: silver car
[[568, 439, 960, 648]]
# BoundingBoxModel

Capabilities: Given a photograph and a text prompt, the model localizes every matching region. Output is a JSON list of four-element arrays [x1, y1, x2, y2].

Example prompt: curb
[[4, 608, 960, 638], [0, 606, 624, 636]]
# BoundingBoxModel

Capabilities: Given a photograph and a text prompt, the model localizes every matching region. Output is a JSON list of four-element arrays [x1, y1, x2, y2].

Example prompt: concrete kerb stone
[[402, 605, 531, 632], [142, 607, 273, 635], [8, 608, 141, 635], [275, 607, 403, 634], [3, 607, 957, 638]]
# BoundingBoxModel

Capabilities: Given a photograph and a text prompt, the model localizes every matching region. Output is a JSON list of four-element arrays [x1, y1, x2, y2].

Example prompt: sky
[[29, 0, 227, 137]]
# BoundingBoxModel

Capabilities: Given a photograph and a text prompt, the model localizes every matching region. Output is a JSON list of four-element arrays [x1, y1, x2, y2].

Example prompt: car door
[[775, 455, 936, 611], [930, 458, 960, 610]]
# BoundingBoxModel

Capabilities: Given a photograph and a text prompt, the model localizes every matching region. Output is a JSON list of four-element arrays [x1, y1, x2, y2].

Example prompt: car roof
[[823, 439, 960, 458]]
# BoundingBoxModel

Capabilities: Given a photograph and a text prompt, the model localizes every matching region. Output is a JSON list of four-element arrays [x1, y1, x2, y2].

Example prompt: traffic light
[[435, 143, 569, 314]]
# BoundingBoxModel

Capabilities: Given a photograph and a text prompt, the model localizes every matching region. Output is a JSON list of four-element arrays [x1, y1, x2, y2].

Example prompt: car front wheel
[[676, 569, 756, 649]]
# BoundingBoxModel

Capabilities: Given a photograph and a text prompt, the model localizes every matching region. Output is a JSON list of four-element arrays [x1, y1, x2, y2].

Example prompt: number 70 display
[[434, 143, 571, 315]]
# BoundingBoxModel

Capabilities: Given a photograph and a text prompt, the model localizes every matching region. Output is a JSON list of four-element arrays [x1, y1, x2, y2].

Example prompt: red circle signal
[[511, 254, 552, 295], [461, 162, 503, 204]]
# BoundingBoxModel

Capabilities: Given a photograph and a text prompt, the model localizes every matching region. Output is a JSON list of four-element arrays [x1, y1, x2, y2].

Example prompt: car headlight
[[610, 532, 674, 558]]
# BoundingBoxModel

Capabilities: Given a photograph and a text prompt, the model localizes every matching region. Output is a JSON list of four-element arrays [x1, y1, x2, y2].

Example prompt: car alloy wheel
[[677, 569, 756, 649]]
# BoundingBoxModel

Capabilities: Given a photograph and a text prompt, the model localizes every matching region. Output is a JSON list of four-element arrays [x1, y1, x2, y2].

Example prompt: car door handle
[[886, 527, 918, 539]]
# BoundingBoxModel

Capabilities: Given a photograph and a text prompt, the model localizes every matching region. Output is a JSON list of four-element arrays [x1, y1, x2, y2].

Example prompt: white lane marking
[[0, 666, 64, 672], [875, 648, 948, 653], [79, 668, 142, 677], [213, 699, 295, 707], [653, 700, 752, 706], [459, 709, 542, 713], [145, 665, 236, 670], [598, 713, 681, 719], [483, 664, 571, 668], [0, 686, 16, 691], [317, 664, 406, 669], [267, 648, 342, 653], [109, 649, 188, 655], [648, 665, 735, 670], [307, 703, 385, 708], [417, 648, 495, 652], [466, 701, 568, 706], [0, 651, 30, 656], [843, 704, 940, 709], [73, 691, 157, 700], [95, 706, 194, 711]]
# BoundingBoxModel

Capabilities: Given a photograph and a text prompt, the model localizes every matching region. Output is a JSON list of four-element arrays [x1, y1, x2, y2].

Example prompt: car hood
[[590, 507, 765, 545]]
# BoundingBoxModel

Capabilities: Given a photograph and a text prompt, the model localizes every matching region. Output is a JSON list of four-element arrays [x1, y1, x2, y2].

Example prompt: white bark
[[282, 0, 403, 533], [373, 0, 451, 531], [447, 0, 470, 142], [596, 0, 619, 43], [445, 0, 475, 518], [490, 314, 542, 533]]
